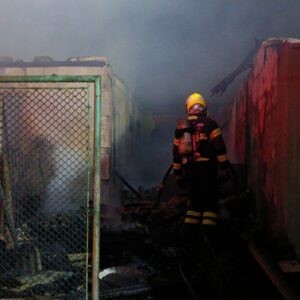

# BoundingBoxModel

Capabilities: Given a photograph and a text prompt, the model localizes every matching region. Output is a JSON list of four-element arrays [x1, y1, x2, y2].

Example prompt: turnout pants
[[183, 160, 219, 229]]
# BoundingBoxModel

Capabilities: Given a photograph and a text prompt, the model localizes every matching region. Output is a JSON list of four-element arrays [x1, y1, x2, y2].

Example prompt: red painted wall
[[225, 38, 300, 257]]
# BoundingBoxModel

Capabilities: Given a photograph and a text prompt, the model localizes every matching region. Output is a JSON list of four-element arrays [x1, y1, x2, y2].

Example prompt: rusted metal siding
[[226, 39, 300, 257], [225, 87, 247, 165], [247, 42, 283, 237]]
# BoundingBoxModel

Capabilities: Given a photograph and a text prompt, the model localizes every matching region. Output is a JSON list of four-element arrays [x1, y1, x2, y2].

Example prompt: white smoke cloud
[[1, 0, 300, 100], [1, 0, 300, 185]]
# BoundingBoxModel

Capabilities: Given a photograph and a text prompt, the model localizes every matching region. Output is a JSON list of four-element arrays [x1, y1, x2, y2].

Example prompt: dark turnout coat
[[172, 114, 230, 226]]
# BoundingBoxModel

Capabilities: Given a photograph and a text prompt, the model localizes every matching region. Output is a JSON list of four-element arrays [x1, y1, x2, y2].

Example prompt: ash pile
[[100, 168, 259, 300], [0, 212, 89, 299], [100, 173, 189, 300]]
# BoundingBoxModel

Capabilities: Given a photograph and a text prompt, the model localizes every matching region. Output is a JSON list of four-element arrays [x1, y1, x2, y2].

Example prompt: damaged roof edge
[[210, 37, 300, 96], [0, 55, 110, 68], [262, 37, 300, 48]]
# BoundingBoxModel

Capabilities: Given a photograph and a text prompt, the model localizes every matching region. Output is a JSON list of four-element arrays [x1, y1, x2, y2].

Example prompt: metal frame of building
[[0, 75, 102, 300]]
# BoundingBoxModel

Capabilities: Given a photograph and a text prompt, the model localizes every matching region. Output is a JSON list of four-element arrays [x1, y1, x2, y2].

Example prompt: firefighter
[[173, 93, 232, 249]]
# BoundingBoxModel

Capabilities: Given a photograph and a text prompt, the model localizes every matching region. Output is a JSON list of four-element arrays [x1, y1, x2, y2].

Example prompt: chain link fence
[[0, 85, 92, 299]]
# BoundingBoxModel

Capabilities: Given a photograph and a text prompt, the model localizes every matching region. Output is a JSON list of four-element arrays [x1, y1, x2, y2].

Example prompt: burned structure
[[0, 56, 136, 298], [223, 38, 300, 258], [1, 39, 300, 300], [99, 38, 300, 300]]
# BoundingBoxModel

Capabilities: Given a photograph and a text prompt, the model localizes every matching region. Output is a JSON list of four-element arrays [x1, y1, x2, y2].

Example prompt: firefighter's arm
[[209, 123, 239, 186], [173, 129, 185, 189], [209, 123, 230, 168], [173, 133, 183, 177]]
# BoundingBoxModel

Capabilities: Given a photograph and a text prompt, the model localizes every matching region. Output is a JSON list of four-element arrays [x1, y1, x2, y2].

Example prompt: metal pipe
[[154, 163, 173, 208], [92, 76, 101, 300], [0, 75, 101, 83], [114, 170, 145, 201], [85, 84, 92, 300], [178, 263, 199, 300]]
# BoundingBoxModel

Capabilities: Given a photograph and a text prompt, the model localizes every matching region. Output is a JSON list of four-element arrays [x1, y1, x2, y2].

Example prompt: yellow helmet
[[186, 93, 206, 113]]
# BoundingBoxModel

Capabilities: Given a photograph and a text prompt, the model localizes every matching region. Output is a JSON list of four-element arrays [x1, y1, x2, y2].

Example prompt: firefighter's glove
[[175, 176, 186, 191]]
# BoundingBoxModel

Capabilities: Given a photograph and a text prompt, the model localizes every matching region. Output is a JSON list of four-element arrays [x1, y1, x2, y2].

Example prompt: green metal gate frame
[[0, 75, 101, 300]]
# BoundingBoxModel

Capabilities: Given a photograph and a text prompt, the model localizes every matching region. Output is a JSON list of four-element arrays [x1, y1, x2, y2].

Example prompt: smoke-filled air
[[1, 0, 300, 186]]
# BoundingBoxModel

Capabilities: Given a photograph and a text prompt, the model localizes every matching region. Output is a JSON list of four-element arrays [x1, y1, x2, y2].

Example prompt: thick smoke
[[1, 0, 300, 186], [2, 0, 300, 100]]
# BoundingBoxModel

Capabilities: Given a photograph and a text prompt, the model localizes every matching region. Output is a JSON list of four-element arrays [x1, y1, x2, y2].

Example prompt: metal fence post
[[92, 77, 101, 300]]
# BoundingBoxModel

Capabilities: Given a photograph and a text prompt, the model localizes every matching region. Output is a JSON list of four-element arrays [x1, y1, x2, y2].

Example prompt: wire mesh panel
[[0, 84, 92, 299]]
